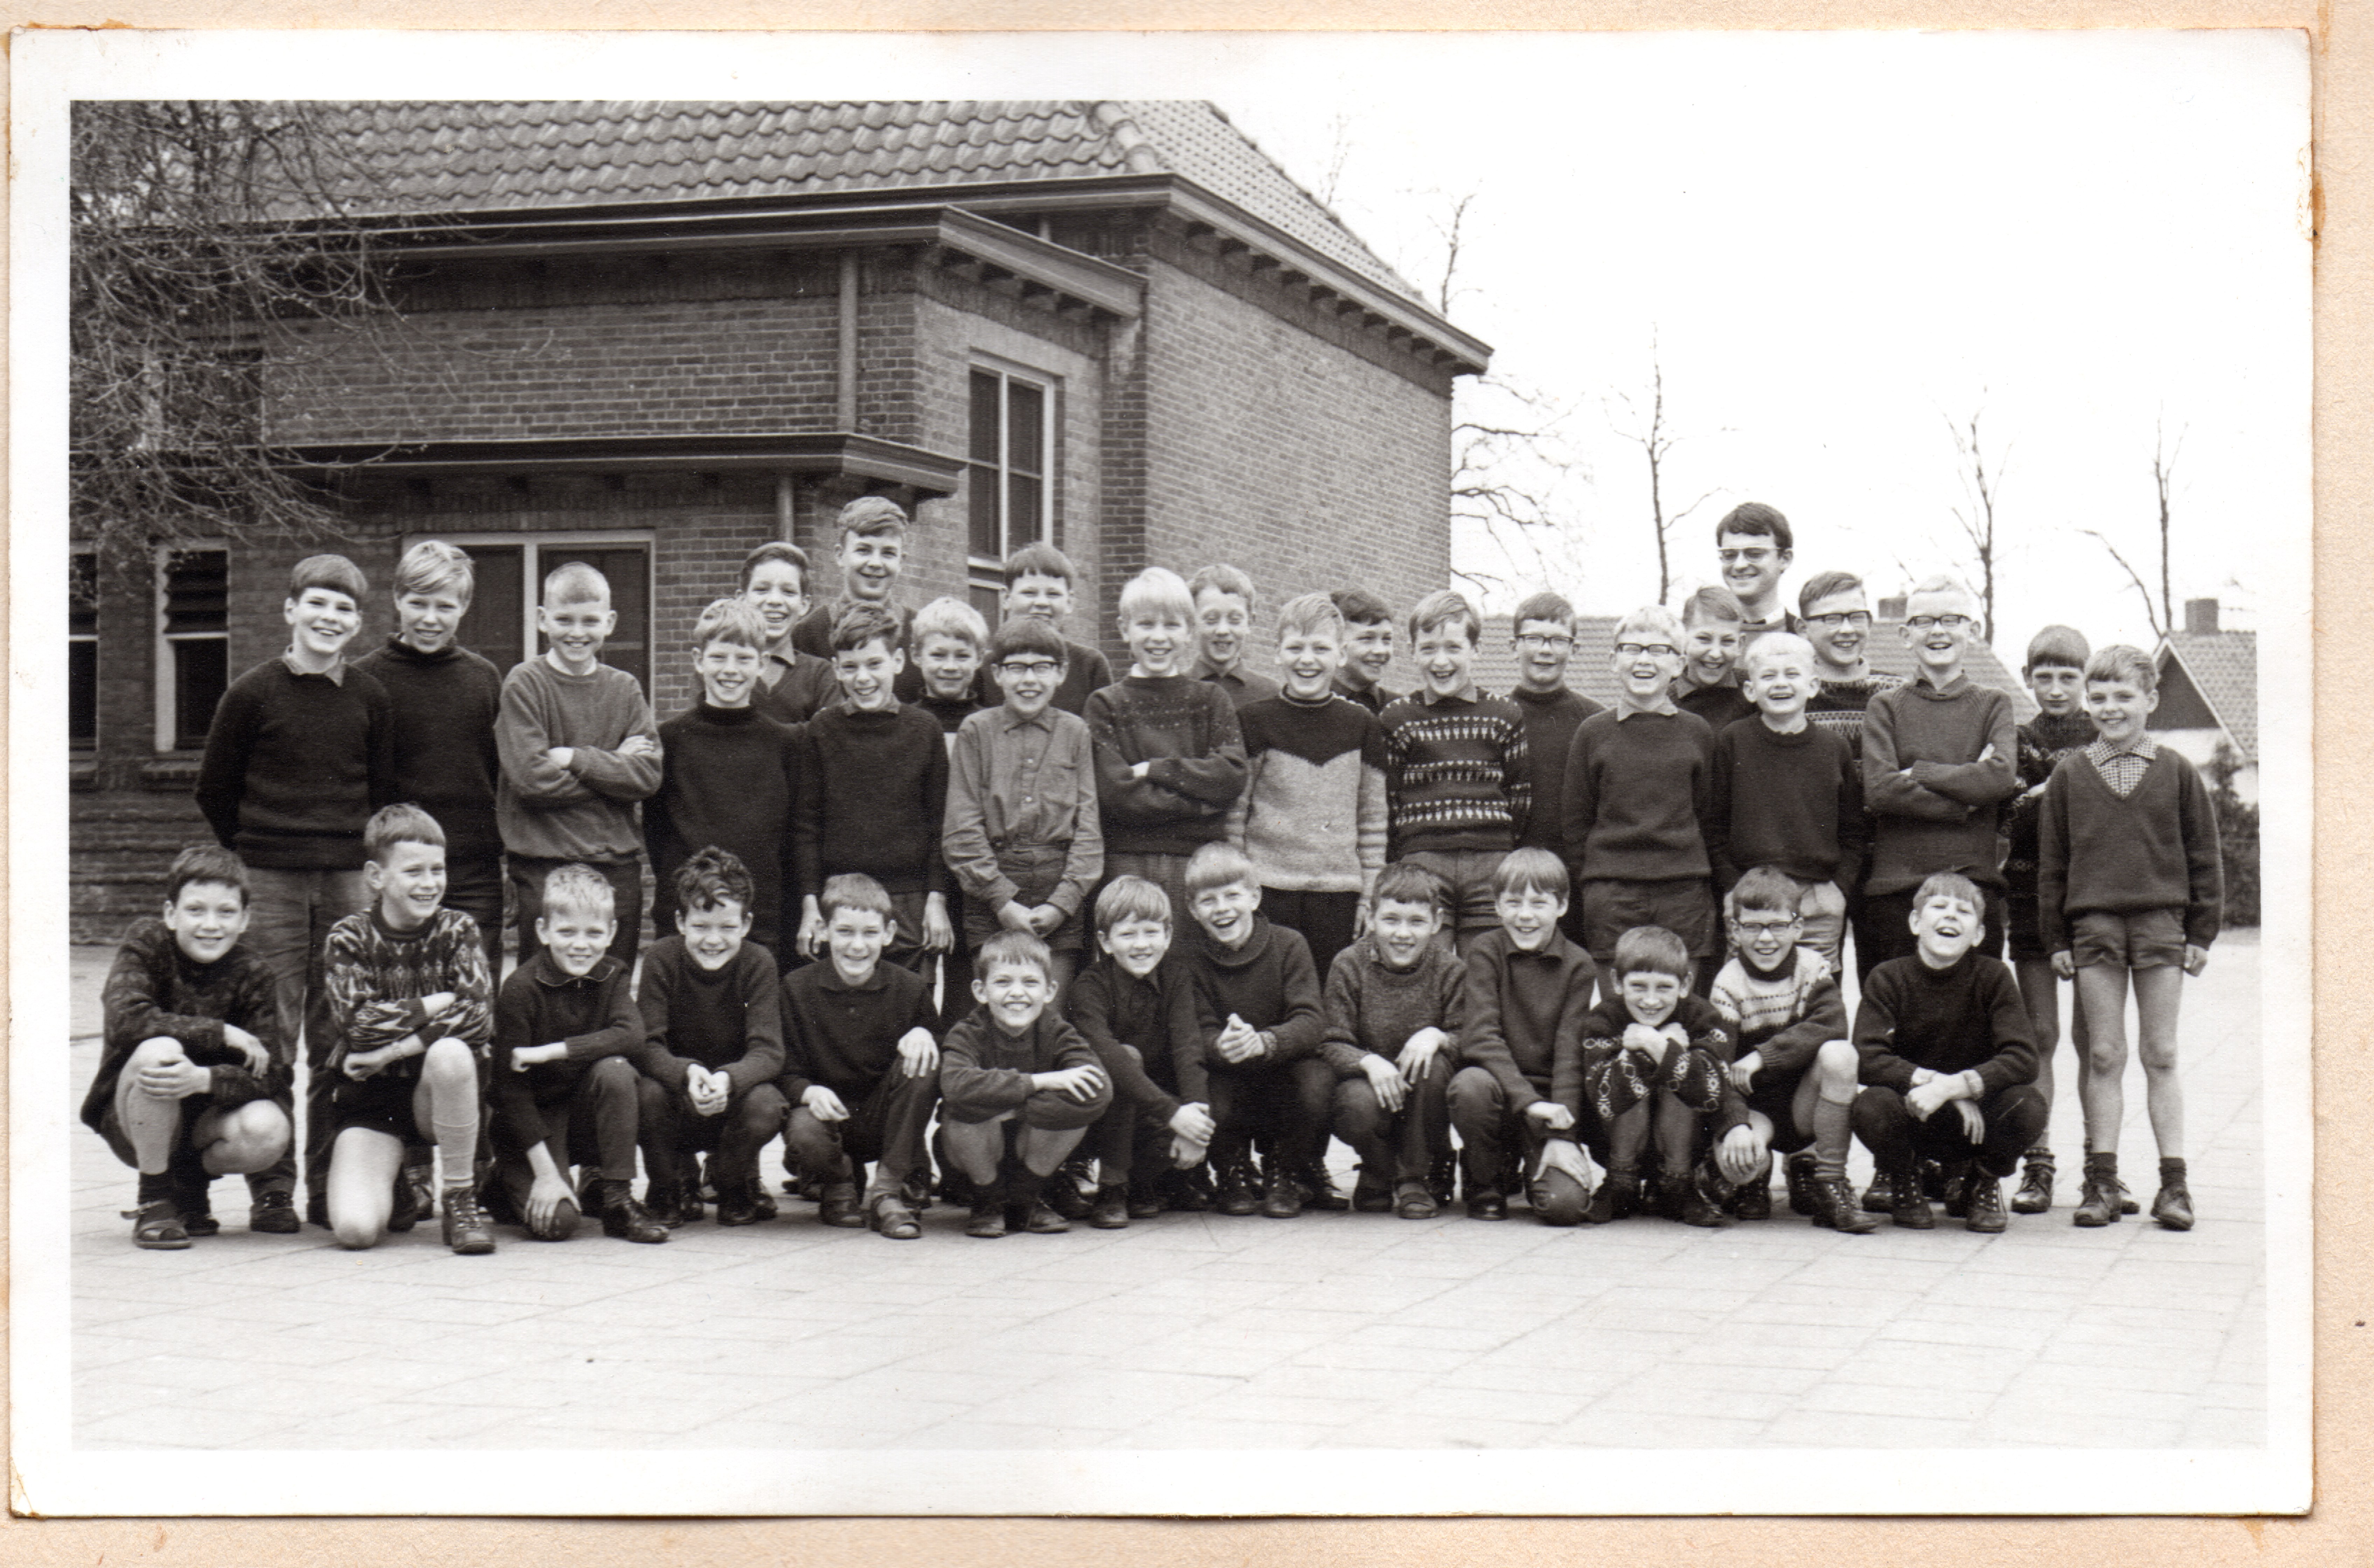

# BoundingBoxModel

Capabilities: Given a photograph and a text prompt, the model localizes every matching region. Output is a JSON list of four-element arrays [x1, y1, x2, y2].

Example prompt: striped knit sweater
[[1226, 692, 1389, 894], [1805, 670, 1907, 757], [1083, 675, 1249, 857], [321, 905, 495, 1074], [1379, 690, 1530, 858], [1707, 946, 1847, 1083]]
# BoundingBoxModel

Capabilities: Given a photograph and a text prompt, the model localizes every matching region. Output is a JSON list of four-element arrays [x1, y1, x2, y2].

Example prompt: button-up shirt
[[941, 702, 1106, 916], [2085, 733, 2159, 798]]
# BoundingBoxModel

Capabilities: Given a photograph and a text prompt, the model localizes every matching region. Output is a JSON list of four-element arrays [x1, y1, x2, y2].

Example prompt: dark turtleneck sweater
[[791, 701, 952, 901], [1853, 948, 2038, 1096], [1185, 915, 1325, 1068], [648, 700, 801, 952], [354, 636, 506, 864]]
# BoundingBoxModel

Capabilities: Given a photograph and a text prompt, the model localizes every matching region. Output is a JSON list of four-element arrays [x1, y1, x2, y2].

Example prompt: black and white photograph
[[10, 26, 2311, 1517]]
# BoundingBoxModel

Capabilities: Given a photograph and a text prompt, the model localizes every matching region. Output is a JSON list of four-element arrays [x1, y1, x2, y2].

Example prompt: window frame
[[69, 545, 98, 752], [400, 528, 657, 687], [152, 539, 230, 754], [965, 356, 1058, 607]]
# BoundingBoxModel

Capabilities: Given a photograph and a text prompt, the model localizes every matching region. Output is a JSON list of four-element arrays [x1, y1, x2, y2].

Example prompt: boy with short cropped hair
[[790, 494, 929, 703], [940, 930, 1114, 1236], [1707, 630, 1866, 973], [2001, 624, 2100, 1214], [1714, 502, 1798, 637], [1084, 566, 1250, 925], [496, 560, 662, 967], [647, 598, 800, 957], [1673, 586, 1757, 731], [778, 873, 942, 1240], [1560, 607, 1720, 982], [194, 551, 395, 1231], [1380, 589, 1531, 952], [320, 805, 497, 1253], [1002, 541, 1112, 716], [632, 846, 789, 1226], [2041, 644, 2222, 1232], [1189, 563, 1279, 710], [1851, 871, 2045, 1232], [1502, 592, 1605, 947], [912, 596, 992, 741], [792, 601, 954, 972], [88, 845, 293, 1248], [487, 863, 667, 1244], [1446, 849, 1601, 1224], [1577, 925, 1740, 1227], [1182, 842, 1332, 1219], [1707, 866, 1875, 1233], [1068, 875, 1216, 1225], [739, 540, 840, 725], [355, 541, 505, 977], [1227, 591, 1389, 980], [945, 616, 1104, 995], [1799, 570, 1905, 756], [1331, 588, 1402, 713], [1855, 574, 2019, 981], [1322, 861, 1467, 1219]]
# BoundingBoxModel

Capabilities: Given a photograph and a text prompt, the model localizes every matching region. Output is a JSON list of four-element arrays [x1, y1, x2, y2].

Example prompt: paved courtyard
[[63, 937, 2268, 1452]]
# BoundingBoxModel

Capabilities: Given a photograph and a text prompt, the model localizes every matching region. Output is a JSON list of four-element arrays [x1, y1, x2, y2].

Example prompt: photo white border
[[7, 25, 2314, 1518]]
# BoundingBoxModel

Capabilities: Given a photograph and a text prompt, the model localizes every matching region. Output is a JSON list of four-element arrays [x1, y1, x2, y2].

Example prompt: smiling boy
[[1501, 592, 1606, 945], [1850, 871, 2045, 1232], [88, 846, 293, 1247], [1068, 876, 1216, 1224], [1189, 563, 1280, 710], [195, 553, 396, 1232], [738, 541, 840, 725], [913, 597, 993, 741], [496, 560, 663, 967], [1672, 586, 1757, 731], [1004, 541, 1114, 716], [791, 495, 931, 704], [1714, 503, 1798, 637], [646, 599, 801, 959], [1331, 588, 1402, 713], [1798, 570, 1906, 757], [319, 806, 497, 1253], [1577, 925, 1739, 1226]]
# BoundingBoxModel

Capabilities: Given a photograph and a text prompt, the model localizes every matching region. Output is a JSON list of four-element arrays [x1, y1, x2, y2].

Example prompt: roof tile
[[2159, 630, 2257, 760]]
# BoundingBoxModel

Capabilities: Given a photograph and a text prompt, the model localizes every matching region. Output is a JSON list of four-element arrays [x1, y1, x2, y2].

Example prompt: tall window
[[419, 534, 654, 698], [70, 550, 98, 750], [967, 365, 1052, 611], [155, 545, 229, 751]]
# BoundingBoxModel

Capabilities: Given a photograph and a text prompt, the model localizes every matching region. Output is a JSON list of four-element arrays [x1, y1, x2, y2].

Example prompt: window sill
[[140, 755, 204, 789]]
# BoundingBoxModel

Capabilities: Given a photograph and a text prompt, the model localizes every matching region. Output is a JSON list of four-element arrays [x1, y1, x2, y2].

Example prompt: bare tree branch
[[1944, 403, 2008, 645], [1605, 333, 1723, 603], [2082, 527, 2167, 641]]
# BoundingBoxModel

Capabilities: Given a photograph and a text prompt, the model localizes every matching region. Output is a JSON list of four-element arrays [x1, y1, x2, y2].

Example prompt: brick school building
[[69, 100, 1490, 937]]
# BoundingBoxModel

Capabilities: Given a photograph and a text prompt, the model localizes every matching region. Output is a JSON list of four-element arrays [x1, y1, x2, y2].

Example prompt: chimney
[[1876, 594, 1907, 620], [2184, 597, 2221, 634]]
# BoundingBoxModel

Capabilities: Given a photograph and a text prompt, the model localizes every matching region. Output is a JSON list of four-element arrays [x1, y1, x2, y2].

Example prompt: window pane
[[1007, 382, 1043, 477], [969, 580, 1004, 628], [1008, 473, 1043, 547], [969, 371, 1002, 464], [968, 461, 1002, 560], [453, 545, 525, 676], [173, 636, 228, 750], [541, 545, 651, 698], [70, 640, 97, 747], [164, 551, 228, 635], [69, 553, 98, 636]]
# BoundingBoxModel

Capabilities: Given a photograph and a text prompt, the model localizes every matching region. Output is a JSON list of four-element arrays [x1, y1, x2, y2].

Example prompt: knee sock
[[2084, 1150, 2118, 1183], [436, 1113, 480, 1195], [1812, 1094, 1854, 1184], [1008, 1166, 1046, 1215], [2159, 1156, 2187, 1186], [137, 1170, 174, 1206]]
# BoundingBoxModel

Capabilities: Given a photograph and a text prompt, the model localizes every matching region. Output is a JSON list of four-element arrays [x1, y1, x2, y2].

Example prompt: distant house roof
[[1467, 614, 2037, 720], [292, 99, 1422, 304], [2155, 629, 2257, 762]]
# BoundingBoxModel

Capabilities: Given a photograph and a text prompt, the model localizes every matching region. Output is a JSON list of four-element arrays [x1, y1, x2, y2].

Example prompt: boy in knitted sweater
[[496, 560, 662, 967], [1321, 861, 1467, 1219], [1227, 592, 1389, 980], [2040, 644, 2222, 1232], [1500, 591, 1605, 949], [739, 541, 840, 725], [1084, 567, 1249, 926], [1577, 925, 1737, 1227], [88, 846, 292, 1248], [1798, 570, 1906, 757], [1000, 541, 1112, 718], [1380, 589, 1530, 953], [1189, 562, 1280, 711], [647, 598, 800, 958], [320, 807, 497, 1254], [1672, 586, 1757, 731]]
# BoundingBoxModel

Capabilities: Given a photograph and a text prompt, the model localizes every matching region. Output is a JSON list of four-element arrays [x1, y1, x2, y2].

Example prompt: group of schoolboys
[[96, 494, 2220, 1257]]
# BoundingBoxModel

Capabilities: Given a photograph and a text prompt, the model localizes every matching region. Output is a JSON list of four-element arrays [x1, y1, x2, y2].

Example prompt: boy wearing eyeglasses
[[943, 617, 1105, 998], [1502, 592, 1605, 947], [1852, 574, 2019, 983], [1798, 570, 1907, 758], [1559, 607, 1721, 989]]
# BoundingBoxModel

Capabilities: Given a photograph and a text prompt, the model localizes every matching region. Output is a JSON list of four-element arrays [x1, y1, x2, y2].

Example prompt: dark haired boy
[[320, 805, 496, 1253], [1714, 502, 1798, 638], [632, 847, 789, 1226], [193, 551, 395, 1231], [1068, 874, 1216, 1225], [1330, 588, 1402, 713], [1322, 861, 1467, 1219], [487, 863, 667, 1244], [789, 495, 931, 704], [1002, 541, 1113, 717], [1501, 591, 1605, 946], [940, 931, 1113, 1236], [1798, 570, 1905, 757], [1673, 587, 1757, 731], [87, 845, 293, 1247], [1188, 563, 1280, 711], [792, 601, 954, 973], [779, 873, 942, 1240], [1577, 925, 1739, 1226], [739, 540, 840, 725], [1448, 849, 1600, 1223]]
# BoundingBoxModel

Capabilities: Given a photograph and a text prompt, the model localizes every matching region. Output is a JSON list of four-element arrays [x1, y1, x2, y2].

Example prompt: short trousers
[[97, 1095, 212, 1169], [1742, 1066, 1817, 1154], [1400, 849, 1513, 933], [2070, 907, 2188, 971], [1580, 876, 1716, 964], [2004, 895, 2049, 962], [328, 1066, 433, 1147], [962, 843, 1085, 954]]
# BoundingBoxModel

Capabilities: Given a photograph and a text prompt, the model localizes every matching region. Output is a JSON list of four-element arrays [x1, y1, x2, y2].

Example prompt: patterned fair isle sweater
[[1576, 992, 1740, 1136], [1805, 670, 1907, 757], [2002, 709, 2099, 889], [322, 905, 495, 1075], [1379, 690, 1531, 858], [1707, 946, 1848, 1086], [1226, 692, 1389, 894], [1083, 675, 1250, 857], [85, 919, 290, 1138]]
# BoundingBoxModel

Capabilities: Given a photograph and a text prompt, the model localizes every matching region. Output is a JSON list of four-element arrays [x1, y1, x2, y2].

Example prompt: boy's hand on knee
[[1904, 1077, 1955, 1120], [1034, 1065, 1107, 1103], [1525, 1098, 1576, 1133], [2183, 944, 2209, 977], [1169, 1101, 1216, 1145], [1359, 1054, 1406, 1113], [1728, 1050, 1763, 1094], [2051, 949, 2076, 980], [136, 1052, 211, 1100], [1715, 1124, 1766, 1186], [895, 1027, 940, 1079], [802, 1085, 850, 1122], [1397, 1027, 1448, 1082], [1952, 1100, 1985, 1143]]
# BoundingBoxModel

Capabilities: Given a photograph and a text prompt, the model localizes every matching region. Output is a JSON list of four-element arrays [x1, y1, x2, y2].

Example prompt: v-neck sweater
[[2036, 746, 2223, 951]]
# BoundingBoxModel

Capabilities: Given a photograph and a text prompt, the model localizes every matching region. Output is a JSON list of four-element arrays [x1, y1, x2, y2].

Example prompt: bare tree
[[1430, 190, 1476, 318], [1606, 336, 1720, 603], [1313, 111, 1354, 209], [1945, 405, 2008, 645], [71, 100, 407, 565], [2083, 418, 2186, 641], [1448, 377, 1584, 599]]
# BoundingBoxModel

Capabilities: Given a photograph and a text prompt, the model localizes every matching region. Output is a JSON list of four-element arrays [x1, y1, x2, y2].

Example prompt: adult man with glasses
[[1714, 502, 1800, 638], [1798, 569, 1906, 758]]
